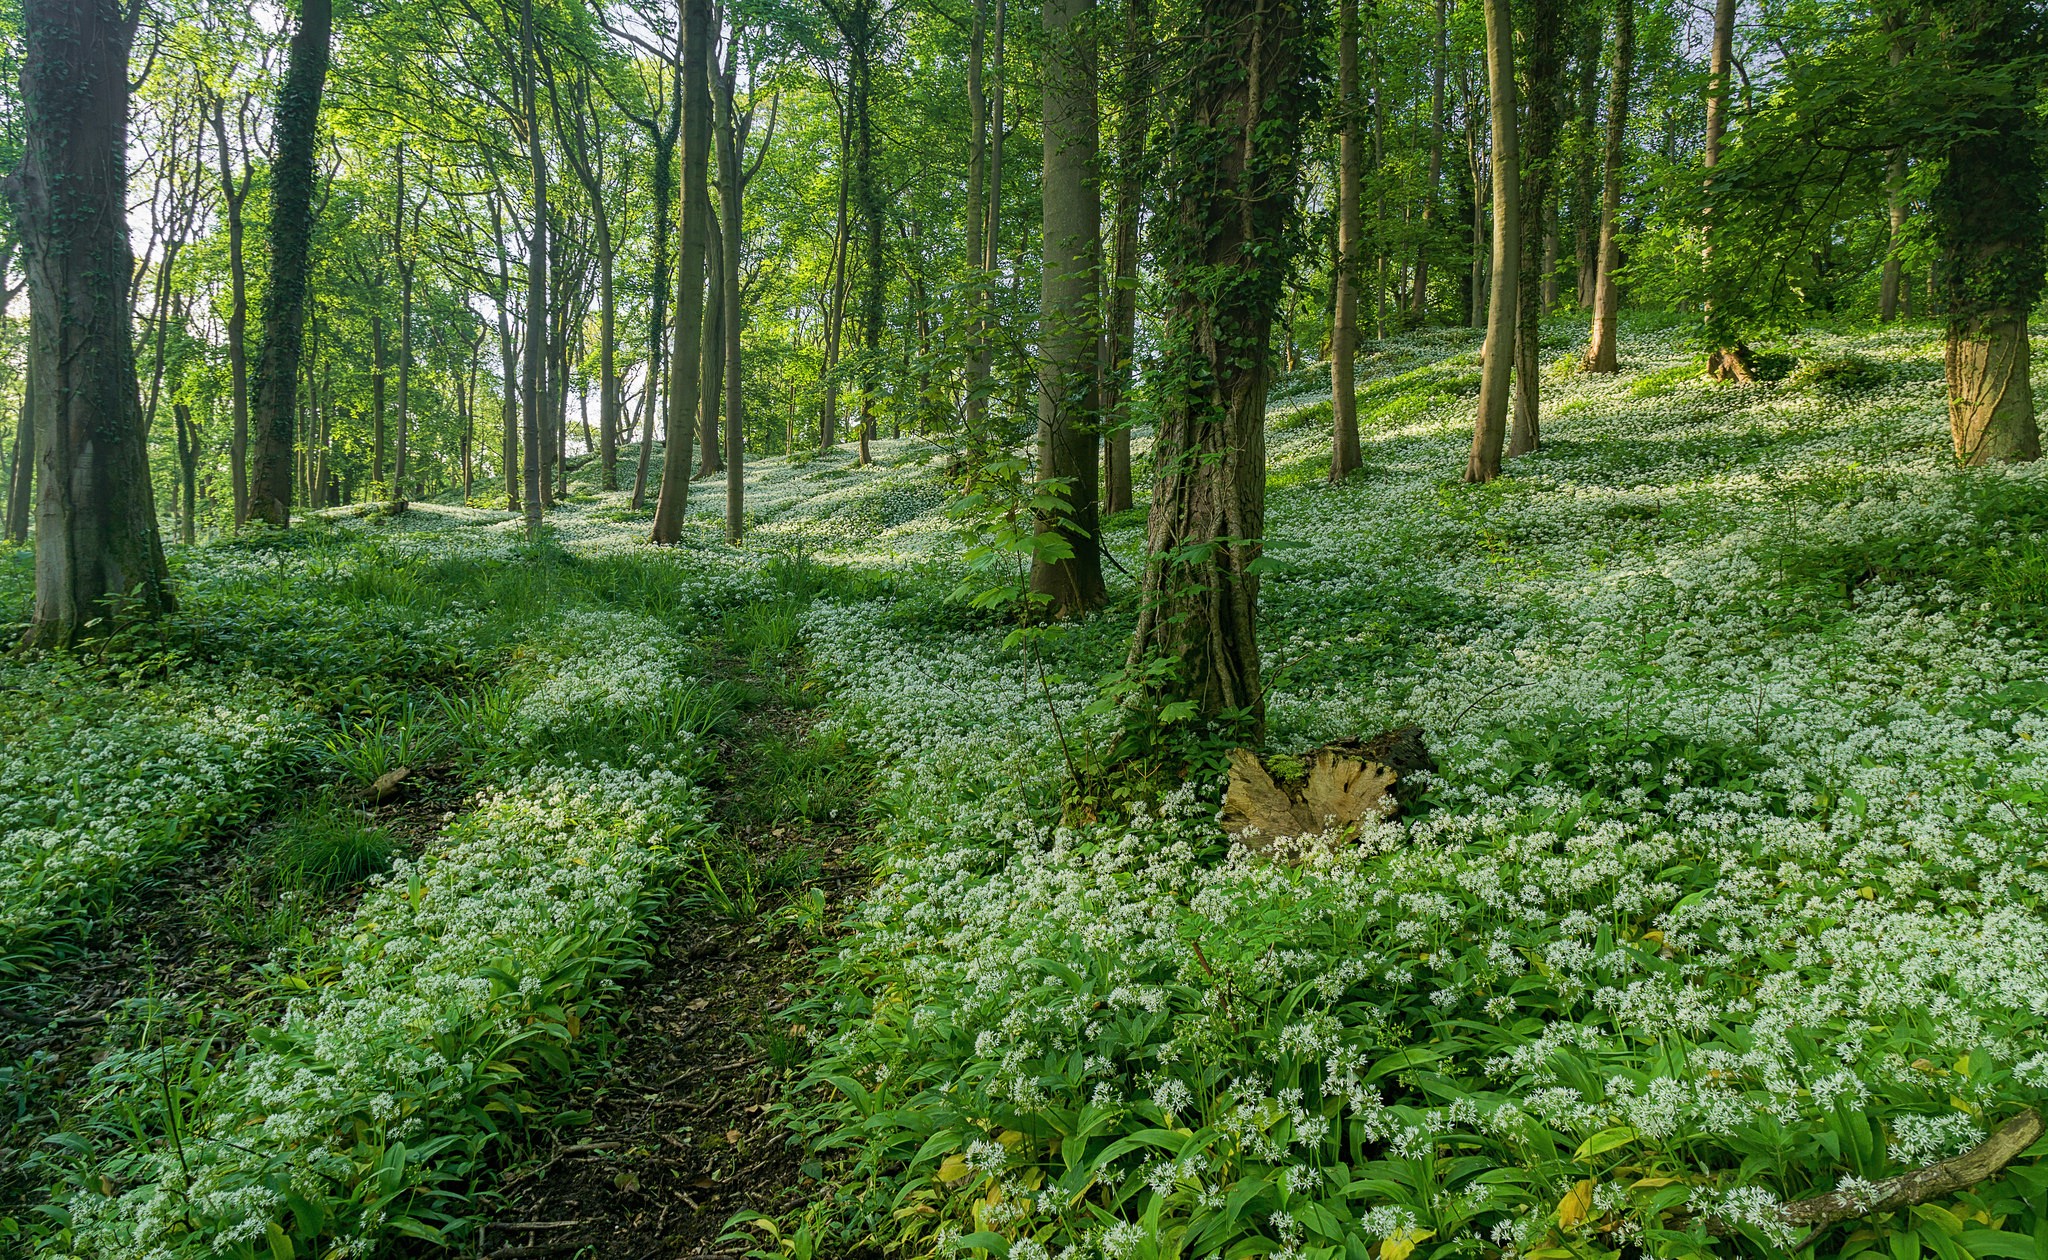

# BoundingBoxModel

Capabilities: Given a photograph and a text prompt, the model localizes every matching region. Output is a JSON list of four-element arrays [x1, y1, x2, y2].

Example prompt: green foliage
[[1789, 353, 1890, 394]]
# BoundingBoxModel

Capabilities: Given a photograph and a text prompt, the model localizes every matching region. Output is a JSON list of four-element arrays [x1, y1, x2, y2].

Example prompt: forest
[[0, 0, 2046, 1251]]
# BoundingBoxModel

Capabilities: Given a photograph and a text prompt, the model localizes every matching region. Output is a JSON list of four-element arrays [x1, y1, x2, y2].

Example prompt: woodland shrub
[[789, 322, 2048, 1260]]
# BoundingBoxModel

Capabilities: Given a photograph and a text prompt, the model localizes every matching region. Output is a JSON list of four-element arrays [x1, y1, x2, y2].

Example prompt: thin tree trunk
[[1700, 0, 1751, 380], [6, 0, 174, 643], [1129, 0, 1313, 731], [1102, 0, 1149, 510], [1464, 0, 1521, 484], [492, 196, 521, 510], [393, 141, 411, 497], [211, 100, 254, 527], [965, 0, 992, 444], [1509, 0, 1561, 458], [520, 0, 548, 536], [697, 198, 725, 476], [1409, 0, 1448, 320], [632, 67, 681, 509], [1571, 17, 1601, 311], [1030, 0, 1107, 614], [5, 361, 30, 544], [1329, 0, 1364, 481], [650, 0, 713, 544], [247, 0, 332, 527], [174, 403, 199, 543], [1581, 0, 1632, 373]]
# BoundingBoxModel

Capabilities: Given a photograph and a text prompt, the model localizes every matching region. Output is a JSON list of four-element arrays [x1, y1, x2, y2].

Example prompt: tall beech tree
[[1581, 0, 1632, 373], [1100, 0, 1149, 512], [6, 0, 173, 644], [1028, 0, 1107, 615], [1127, 0, 1319, 728], [1464, 0, 1520, 483], [249, 0, 335, 526], [1508, 0, 1562, 457], [649, 0, 712, 544], [1328, 0, 1364, 482]]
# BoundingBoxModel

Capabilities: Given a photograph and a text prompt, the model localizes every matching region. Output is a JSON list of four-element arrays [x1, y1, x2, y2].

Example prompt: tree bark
[[1464, 0, 1521, 483], [1581, 0, 1631, 374], [492, 195, 521, 510], [174, 403, 200, 543], [1509, 0, 1561, 458], [1700, 0, 1751, 381], [1931, 0, 2041, 464], [520, 0, 548, 535], [6, 0, 175, 644], [1030, 0, 1107, 615], [209, 98, 254, 526], [650, 0, 713, 543], [1571, 19, 1601, 311], [5, 361, 30, 544], [697, 197, 725, 476], [1102, 0, 1149, 512], [247, 0, 333, 527], [1329, 0, 1364, 482], [1409, 0, 1448, 320], [1129, 0, 1314, 730]]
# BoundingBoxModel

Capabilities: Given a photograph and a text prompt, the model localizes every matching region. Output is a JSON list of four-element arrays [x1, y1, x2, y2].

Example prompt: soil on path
[[478, 686, 870, 1260]]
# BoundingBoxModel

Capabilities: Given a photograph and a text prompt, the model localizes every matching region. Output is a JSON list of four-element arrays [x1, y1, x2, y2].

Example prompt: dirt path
[[479, 677, 868, 1260]]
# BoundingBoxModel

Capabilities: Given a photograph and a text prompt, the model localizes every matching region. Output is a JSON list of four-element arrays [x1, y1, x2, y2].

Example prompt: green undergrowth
[[3, 517, 822, 1257], [765, 319, 2048, 1260]]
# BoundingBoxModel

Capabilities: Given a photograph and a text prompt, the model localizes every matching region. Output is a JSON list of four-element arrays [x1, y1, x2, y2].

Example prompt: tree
[[649, 0, 712, 544], [1028, 0, 1107, 615], [1580, 0, 1632, 373], [1508, 0, 1562, 458], [1328, 0, 1364, 481], [1464, 0, 1521, 483], [1101, 0, 1149, 511], [1127, 0, 1320, 729], [1700, 0, 1752, 381], [5, 0, 174, 644], [1930, 0, 2042, 463], [249, 0, 335, 526]]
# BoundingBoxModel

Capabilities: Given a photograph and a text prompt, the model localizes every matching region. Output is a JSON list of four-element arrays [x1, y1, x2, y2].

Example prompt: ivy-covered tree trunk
[[248, 0, 333, 527], [697, 199, 725, 478], [7, 0, 174, 646], [1127, 0, 1317, 729], [1464, 0, 1521, 483], [650, 0, 713, 544], [1581, 0, 1632, 374], [1509, 0, 1562, 458], [1029, 0, 1107, 616], [1328, 0, 1364, 482], [6, 355, 31, 544], [1931, 0, 2043, 464]]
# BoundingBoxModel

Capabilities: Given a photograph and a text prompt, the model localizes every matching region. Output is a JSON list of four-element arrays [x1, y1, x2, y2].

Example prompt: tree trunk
[[1128, 0, 1314, 730], [632, 71, 680, 509], [211, 101, 253, 527], [247, 0, 333, 527], [1571, 17, 1601, 311], [1879, 148, 1908, 324], [492, 196, 521, 510], [174, 403, 200, 544], [712, 33, 751, 545], [1329, 0, 1364, 481], [1030, 0, 1107, 615], [520, 0, 548, 536], [5, 363, 30, 544], [396, 269, 413, 495], [1932, 0, 2041, 464], [854, 20, 883, 468], [1700, 0, 1751, 380], [1509, 0, 1561, 458], [5, 0, 174, 644], [1409, 0, 1448, 320], [1102, 0, 1149, 511], [1464, 0, 1520, 484], [697, 198, 725, 476], [1581, 0, 1631, 373], [650, 0, 713, 544], [964, 0, 991, 448], [821, 105, 851, 450]]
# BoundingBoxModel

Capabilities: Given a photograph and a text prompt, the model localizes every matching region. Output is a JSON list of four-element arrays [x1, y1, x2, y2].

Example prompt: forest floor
[[9, 316, 2048, 1260], [480, 662, 874, 1260]]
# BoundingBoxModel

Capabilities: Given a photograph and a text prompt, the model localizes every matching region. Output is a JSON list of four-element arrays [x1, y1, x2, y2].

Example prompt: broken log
[[1220, 728, 1434, 853]]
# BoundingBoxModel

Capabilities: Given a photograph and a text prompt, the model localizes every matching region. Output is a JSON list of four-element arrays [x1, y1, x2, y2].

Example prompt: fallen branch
[[1781, 1108, 2044, 1234]]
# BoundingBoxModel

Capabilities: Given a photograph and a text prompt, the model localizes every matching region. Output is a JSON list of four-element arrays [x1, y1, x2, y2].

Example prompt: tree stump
[[1221, 727, 1433, 854]]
